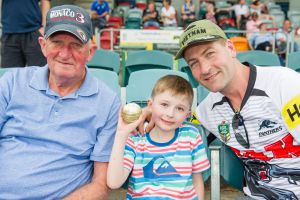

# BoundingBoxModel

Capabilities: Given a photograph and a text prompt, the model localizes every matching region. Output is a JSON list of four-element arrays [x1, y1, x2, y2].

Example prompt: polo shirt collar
[[29, 65, 98, 98]]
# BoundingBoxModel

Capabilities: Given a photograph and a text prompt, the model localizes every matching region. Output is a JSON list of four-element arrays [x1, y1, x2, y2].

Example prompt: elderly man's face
[[39, 32, 95, 83]]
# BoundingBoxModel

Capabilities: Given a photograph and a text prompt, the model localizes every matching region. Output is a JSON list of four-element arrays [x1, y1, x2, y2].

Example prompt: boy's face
[[148, 91, 191, 134]]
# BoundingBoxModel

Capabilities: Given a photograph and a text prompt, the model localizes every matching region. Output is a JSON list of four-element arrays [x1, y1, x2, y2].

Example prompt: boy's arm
[[193, 173, 205, 200], [107, 108, 145, 189]]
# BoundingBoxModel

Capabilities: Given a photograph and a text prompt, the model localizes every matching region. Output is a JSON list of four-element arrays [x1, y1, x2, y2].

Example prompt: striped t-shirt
[[123, 125, 210, 200]]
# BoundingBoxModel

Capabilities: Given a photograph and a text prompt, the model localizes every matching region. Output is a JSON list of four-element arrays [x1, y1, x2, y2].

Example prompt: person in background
[[276, 19, 299, 65], [181, 0, 196, 26], [252, 22, 274, 51], [217, 0, 250, 29], [246, 12, 261, 48], [90, 0, 110, 34], [161, 0, 177, 27], [142, 1, 160, 29], [175, 19, 300, 199], [205, 1, 217, 24], [107, 75, 210, 200], [1, 0, 50, 68], [0, 5, 120, 199]]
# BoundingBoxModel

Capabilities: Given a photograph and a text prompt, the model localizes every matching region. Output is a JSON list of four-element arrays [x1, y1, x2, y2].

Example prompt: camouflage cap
[[175, 20, 228, 59]]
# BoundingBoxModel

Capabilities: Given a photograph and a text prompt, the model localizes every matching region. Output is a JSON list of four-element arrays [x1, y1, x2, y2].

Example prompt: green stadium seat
[[123, 50, 173, 86], [287, 51, 300, 72], [86, 49, 120, 73], [197, 85, 209, 104], [89, 68, 121, 95], [0, 68, 8, 77], [237, 50, 281, 66], [126, 69, 188, 107], [178, 58, 199, 88]]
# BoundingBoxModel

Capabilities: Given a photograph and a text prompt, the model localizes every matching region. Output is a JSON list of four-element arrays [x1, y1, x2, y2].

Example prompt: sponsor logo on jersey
[[258, 120, 283, 137], [218, 121, 230, 142], [282, 94, 300, 129]]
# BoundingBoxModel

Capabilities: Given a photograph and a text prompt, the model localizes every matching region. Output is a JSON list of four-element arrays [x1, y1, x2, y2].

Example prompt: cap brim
[[44, 24, 89, 44], [175, 37, 219, 60]]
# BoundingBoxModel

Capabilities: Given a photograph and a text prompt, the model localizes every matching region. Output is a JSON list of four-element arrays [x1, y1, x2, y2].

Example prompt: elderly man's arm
[[63, 162, 109, 200]]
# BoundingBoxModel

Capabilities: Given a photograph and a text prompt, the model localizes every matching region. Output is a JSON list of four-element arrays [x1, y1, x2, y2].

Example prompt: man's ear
[[38, 37, 47, 57], [87, 43, 97, 61], [226, 39, 237, 58]]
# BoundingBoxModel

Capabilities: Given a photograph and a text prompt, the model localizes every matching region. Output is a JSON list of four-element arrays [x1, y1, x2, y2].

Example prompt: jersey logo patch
[[218, 121, 230, 143], [282, 93, 300, 129]]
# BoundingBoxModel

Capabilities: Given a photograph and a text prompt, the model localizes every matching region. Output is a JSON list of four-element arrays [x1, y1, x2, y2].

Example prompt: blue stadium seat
[[177, 58, 199, 88]]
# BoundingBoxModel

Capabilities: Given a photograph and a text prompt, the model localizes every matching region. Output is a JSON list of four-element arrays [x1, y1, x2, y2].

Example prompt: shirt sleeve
[[191, 127, 210, 173], [123, 134, 137, 171], [90, 95, 121, 162]]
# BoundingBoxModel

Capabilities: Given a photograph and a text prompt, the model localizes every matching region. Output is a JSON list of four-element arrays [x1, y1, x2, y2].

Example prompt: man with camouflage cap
[[0, 5, 120, 199], [176, 20, 300, 199]]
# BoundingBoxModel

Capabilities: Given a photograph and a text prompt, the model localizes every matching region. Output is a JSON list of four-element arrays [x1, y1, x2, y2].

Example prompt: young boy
[[107, 75, 210, 200]]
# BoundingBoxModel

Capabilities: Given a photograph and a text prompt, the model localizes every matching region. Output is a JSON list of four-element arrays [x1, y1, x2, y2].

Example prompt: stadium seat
[[177, 58, 198, 88], [289, 14, 300, 28], [99, 30, 118, 50], [89, 68, 121, 95], [123, 50, 173, 86], [0, 68, 8, 77], [270, 10, 285, 28], [287, 51, 300, 72], [237, 50, 281, 66], [86, 49, 120, 73], [230, 36, 250, 52], [197, 85, 209, 104], [125, 8, 143, 29], [126, 69, 188, 107]]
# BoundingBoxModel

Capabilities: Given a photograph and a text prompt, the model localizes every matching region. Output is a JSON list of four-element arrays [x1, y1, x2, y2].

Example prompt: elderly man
[[0, 5, 120, 199]]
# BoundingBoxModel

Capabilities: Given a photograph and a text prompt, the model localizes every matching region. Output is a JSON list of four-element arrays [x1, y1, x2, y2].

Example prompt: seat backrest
[[197, 85, 209, 104], [0, 68, 8, 77], [126, 69, 188, 107], [86, 49, 120, 73], [124, 50, 173, 85], [230, 36, 250, 52], [178, 58, 199, 88], [287, 51, 300, 72], [237, 50, 281, 66], [89, 68, 121, 95]]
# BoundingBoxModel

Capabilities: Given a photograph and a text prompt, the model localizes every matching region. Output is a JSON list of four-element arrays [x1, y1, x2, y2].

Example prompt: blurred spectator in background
[[250, 0, 264, 15], [252, 22, 274, 51], [276, 20, 299, 65], [258, 4, 276, 27], [181, 0, 196, 26], [217, 0, 249, 29], [90, 0, 110, 34], [142, 1, 160, 29], [161, 0, 177, 27], [205, 1, 217, 24], [1, 0, 50, 68], [246, 11, 261, 45]]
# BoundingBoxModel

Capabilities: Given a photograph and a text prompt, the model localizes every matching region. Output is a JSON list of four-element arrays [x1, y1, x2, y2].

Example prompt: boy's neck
[[149, 126, 176, 143]]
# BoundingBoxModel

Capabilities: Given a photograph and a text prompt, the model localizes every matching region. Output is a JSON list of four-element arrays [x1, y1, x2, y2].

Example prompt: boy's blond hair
[[151, 75, 194, 107]]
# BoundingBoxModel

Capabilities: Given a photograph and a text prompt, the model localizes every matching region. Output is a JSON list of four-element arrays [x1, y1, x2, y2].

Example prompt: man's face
[[39, 32, 95, 82], [184, 40, 237, 93]]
